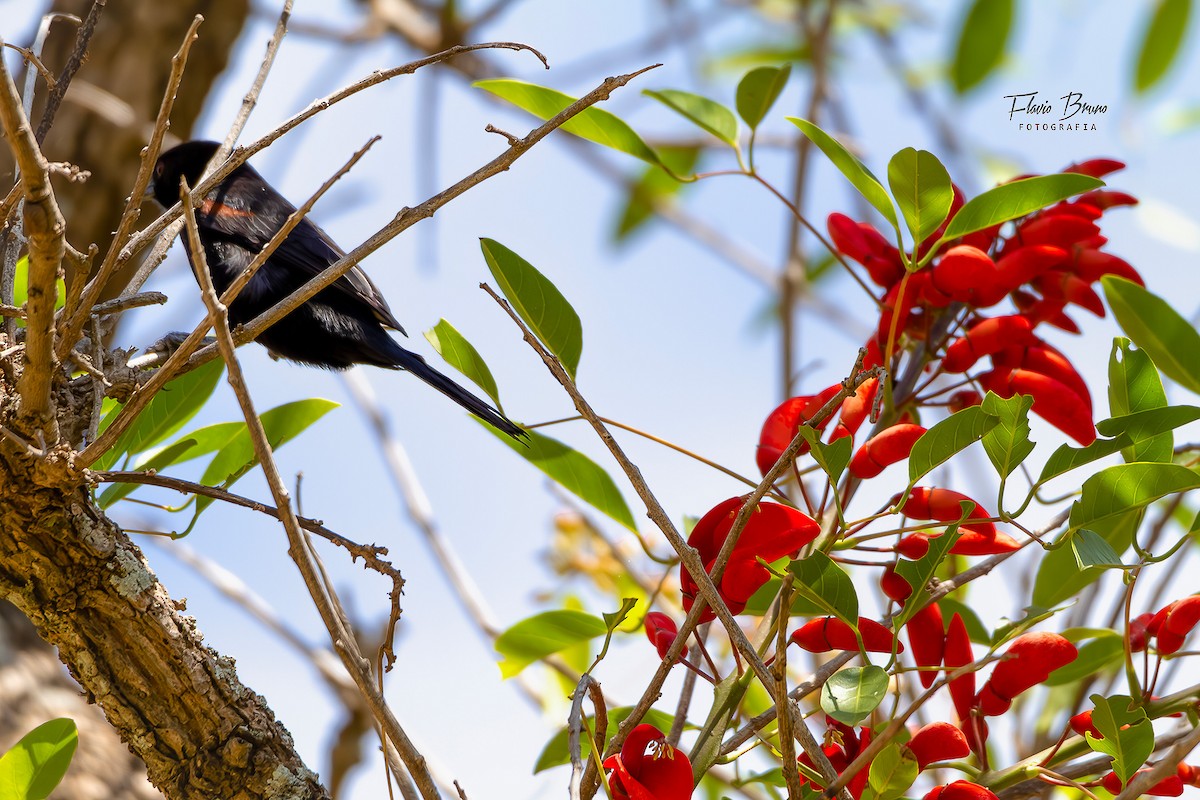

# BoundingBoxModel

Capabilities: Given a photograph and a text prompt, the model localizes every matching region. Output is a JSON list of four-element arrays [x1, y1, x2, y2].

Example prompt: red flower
[[604, 724, 694, 800], [798, 720, 874, 799], [897, 487, 997, 538], [849, 424, 928, 479], [906, 602, 945, 689], [756, 384, 842, 475], [1069, 710, 1101, 739], [924, 780, 999, 800], [880, 564, 912, 602], [791, 616, 902, 654], [976, 632, 1077, 716], [944, 613, 976, 724], [905, 722, 970, 770], [1101, 769, 1185, 797], [680, 497, 820, 622], [1148, 596, 1200, 655], [644, 612, 679, 661]]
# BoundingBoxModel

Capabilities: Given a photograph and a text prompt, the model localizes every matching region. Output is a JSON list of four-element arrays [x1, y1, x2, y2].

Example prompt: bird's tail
[[392, 345, 526, 441]]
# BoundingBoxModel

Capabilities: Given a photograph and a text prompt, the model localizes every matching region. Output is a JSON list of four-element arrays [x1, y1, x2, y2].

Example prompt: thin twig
[[34, 0, 104, 143], [179, 180, 442, 800], [56, 14, 203, 361]]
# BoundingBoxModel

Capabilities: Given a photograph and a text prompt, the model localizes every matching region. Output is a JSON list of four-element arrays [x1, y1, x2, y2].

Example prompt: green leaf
[[981, 392, 1035, 478], [1108, 337, 1172, 463], [474, 79, 660, 166], [480, 238, 583, 379], [863, 743, 919, 800], [643, 88, 738, 147], [534, 707, 676, 772], [907, 405, 999, 483], [1086, 694, 1154, 783], [0, 718, 78, 800], [1069, 463, 1200, 533], [193, 400, 338, 518], [496, 609, 607, 679], [1036, 436, 1130, 487], [486, 426, 637, 531], [1032, 511, 1141, 608], [822, 665, 889, 726], [788, 552, 858, 625], [941, 174, 1104, 242], [736, 64, 791, 129], [799, 427, 852, 485], [742, 573, 825, 617], [1097, 406, 1200, 441], [424, 319, 503, 411], [786, 117, 899, 230], [1045, 636, 1124, 686], [99, 421, 247, 508], [1071, 529, 1125, 569], [950, 0, 1015, 94], [1133, 0, 1192, 93], [1103, 277, 1200, 395], [93, 358, 225, 470], [887, 147, 954, 249], [893, 528, 962, 627], [614, 147, 699, 241]]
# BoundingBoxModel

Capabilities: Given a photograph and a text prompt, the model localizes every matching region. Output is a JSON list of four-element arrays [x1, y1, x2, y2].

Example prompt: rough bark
[[0, 601, 162, 799], [0, 443, 330, 799]]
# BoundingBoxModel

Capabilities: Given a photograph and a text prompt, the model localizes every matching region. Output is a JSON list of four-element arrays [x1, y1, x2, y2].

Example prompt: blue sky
[[7, 1, 1200, 796]]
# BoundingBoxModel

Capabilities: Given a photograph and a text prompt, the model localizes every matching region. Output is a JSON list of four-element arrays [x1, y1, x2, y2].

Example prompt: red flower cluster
[[1145, 596, 1200, 654], [1100, 762, 1200, 797], [790, 616, 902, 654], [604, 724, 693, 800], [644, 612, 679, 660], [828, 158, 1139, 447], [924, 780, 1000, 800], [679, 496, 819, 621], [798, 718, 971, 799]]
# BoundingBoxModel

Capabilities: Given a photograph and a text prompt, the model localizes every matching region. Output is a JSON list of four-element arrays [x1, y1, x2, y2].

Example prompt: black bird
[[150, 140, 525, 440]]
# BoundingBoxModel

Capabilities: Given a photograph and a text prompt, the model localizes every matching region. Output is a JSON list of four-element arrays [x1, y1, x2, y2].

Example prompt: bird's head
[[148, 140, 223, 209]]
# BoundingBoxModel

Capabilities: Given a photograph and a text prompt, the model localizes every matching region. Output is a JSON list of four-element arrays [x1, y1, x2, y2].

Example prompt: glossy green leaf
[[1036, 435, 1130, 487], [10, 256, 66, 328], [736, 64, 791, 129], [822, 665, 889, 726], [496, 609, 607, 678], [1086, 694, 1154, 783], [941, 174, 1104, 242], [93, 358, 225, 470], [480, 238, 583, 379], [788, 552, 858, 625], [863, 743, 919, 800], [893, 528, 962, 627], [487, 426, 637, 531], [1109, 336, 1172, 463], [192, 399, 338, 520], [1069, 463, 1200, 532], [424, 319, 503, 411], [786, 117, 899, 229], [1071, 529, 1125, 569], [950, 0, 1014, 94], [99, 421, 246, 508], [1045, 636, 1124, 686], [1032, 511, 1141, 608], [799, 427, 852, 485], [908, 405, 999, 483], [981, 392, 1035, 478], [1097, 406, 1200, 441], [644, 88, 738, 147], [887, 147, 953, 249], [534, 707, 676, 772], [1134, 0, 1192, 93], [742, 573, 824, 617], [1103, 277, 1200, 395], [614, 147, 699, 241], [474, 79, 660, 166], [0, 718, 78, 800]]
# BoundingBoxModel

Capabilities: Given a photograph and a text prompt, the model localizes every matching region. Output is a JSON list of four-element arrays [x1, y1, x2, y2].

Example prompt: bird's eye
[[154, 163, 165, 178]]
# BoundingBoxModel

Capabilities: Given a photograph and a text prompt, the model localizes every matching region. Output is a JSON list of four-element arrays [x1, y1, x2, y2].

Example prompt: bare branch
[[0, 35, 64, 436], [34, 1, 105, 143]]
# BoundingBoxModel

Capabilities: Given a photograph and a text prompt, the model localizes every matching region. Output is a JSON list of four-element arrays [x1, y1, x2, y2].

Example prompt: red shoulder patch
[[200, 198, 255, 218]]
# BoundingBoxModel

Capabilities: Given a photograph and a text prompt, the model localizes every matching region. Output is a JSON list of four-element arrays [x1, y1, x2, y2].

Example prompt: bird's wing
[[198, 190, 408, 335]]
